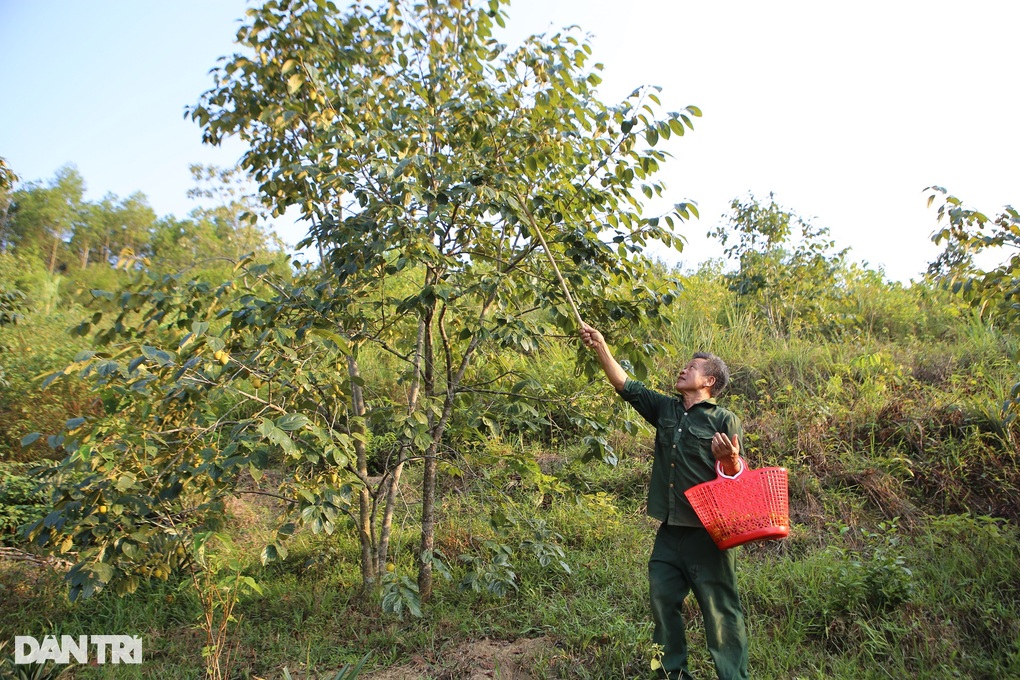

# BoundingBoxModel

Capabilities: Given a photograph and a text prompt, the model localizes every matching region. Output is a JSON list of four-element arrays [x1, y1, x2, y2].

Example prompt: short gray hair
[[692, 351, 729, 396]]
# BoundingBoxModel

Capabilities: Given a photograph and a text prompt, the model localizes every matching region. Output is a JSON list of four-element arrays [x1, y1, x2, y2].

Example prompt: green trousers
[[648, 523, 748, 680]]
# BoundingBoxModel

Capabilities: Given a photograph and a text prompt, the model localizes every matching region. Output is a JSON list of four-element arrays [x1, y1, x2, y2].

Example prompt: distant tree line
[[0, 160, 285, 276]]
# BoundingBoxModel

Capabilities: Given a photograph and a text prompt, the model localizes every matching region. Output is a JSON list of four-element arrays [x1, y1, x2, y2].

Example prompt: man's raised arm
[[579, 322, 628, 391]]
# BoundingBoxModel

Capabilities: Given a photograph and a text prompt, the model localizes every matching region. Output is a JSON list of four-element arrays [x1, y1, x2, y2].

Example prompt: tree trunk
[[417, 303, 438, 599], [377, 321, 424, 575], [378, 453, 405, 576], [418, 393, 466, 600], [418, 441, 439, 600], [417, 299, 490, 600], [349, 354, 376, 586], [48, 235, 59, 274]]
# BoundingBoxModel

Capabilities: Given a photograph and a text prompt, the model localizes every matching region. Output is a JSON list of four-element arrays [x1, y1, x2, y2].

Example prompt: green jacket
[[617, 378, 744, 527]]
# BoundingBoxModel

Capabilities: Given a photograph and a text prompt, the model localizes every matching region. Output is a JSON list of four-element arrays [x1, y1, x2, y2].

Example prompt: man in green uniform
[[580, 323, 748, 680]]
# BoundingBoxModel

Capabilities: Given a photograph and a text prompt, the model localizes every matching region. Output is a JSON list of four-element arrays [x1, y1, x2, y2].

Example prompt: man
[[580, 322, 748, 680]]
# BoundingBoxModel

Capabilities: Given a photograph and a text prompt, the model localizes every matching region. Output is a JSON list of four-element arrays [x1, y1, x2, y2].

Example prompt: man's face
[[674, 357, 715, 394]]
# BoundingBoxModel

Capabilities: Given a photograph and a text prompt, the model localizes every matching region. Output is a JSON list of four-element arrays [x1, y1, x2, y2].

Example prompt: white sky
[[2, 0, 1018, 283]]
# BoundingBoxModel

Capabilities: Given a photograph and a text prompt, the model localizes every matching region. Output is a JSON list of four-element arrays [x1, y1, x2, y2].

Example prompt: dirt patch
[[362, 636, 555, 680]]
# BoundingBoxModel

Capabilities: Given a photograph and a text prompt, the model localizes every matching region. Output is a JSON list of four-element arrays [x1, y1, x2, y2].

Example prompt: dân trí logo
[[14, 635, 142, 665]]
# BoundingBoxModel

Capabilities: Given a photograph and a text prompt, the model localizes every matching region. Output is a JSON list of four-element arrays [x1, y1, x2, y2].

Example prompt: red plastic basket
[[684, 460, 790, 550]]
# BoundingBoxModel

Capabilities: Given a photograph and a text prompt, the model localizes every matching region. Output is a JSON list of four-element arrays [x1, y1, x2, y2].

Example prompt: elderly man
[[580, 322, 748, 680]]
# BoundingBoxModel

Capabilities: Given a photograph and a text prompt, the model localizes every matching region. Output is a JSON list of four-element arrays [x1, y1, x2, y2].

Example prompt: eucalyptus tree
[[72, 196, 116, 269], [7, 165, 87, 273], [190, 0, 695, 599]]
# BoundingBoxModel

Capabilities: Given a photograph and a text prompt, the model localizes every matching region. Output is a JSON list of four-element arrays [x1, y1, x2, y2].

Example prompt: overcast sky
[[2, 1, 1018, 282]]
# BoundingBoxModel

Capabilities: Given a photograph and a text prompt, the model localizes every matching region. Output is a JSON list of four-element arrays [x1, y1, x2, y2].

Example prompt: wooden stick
[[514, 191, 584, 329]]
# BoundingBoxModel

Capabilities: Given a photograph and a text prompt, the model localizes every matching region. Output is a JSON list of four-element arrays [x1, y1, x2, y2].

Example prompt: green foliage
[[140, 163, 288, 272], [0, 156, 16, 193], [0, 652, 62, 680], [189, 0, 697, 599], [380, 570, 424, 619], [927, 187, 1020, 319], [0, 303, 94, 462], [191, 531, 264, 680], [3, 163, 283, 277], [21, 258, 363, 601], [3, 443, 1020, 678], [78, 191, 158, 268], [0, 251, 1017, 676], [5, 165, 86, 274], [839, 263, 966, 340], [709, 192, 849, 339], [192, 0, 690, 384], [458, 540, 519, 597], [927, 186, 1020, 418], [1, 10, 1019, 678], [823, 521, 915, 615], [519, 518, 572, 574], [0, 283, 29, 327], [0, 249, 32, 330], [420, 512, 575, 603], [0, 462, 49, 543]]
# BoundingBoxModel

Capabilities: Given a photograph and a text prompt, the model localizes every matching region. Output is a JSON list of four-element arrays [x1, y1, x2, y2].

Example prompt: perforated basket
[[684, 460, 789, 550]]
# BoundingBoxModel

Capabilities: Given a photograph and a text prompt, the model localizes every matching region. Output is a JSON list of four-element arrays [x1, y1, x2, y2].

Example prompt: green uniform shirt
[[617, 378, 744, 527]]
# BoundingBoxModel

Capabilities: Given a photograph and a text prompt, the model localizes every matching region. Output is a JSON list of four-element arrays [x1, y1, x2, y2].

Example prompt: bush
[[825, 521, 915, 615], [0, 462, 49, 543]]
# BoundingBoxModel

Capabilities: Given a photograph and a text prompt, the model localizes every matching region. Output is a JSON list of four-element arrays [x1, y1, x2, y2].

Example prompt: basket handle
[[716, 457, 748, 480]]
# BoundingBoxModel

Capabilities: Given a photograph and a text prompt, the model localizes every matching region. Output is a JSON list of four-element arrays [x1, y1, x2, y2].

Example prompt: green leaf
[[239, 575, 263, 595], [91, 562, 114, 583], [276, 413, 310, 431], [261, 544, 280, 564], [258, 418, 276, 438], [141, 345, 173, 367], [309, 328, 350, 353], [287, 73, 304, 94], [21, 432, 41, 447]]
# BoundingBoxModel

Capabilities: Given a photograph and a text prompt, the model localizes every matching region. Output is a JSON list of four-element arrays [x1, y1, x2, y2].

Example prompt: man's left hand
[[711, 433, 741, 476]]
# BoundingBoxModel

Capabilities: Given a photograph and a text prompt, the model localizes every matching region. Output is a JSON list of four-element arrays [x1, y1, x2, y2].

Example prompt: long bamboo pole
[[514, 191, 584, 329]]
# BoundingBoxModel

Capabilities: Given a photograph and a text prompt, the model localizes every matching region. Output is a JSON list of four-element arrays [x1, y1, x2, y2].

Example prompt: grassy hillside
[[1, 264, 1018, 679]]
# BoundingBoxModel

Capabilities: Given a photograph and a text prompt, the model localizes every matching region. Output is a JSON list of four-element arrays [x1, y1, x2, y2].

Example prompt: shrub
[[0, 462, 49, 543]]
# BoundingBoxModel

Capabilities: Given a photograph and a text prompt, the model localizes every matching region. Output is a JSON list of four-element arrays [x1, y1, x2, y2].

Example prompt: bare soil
[[361, 636, 555, 680]]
